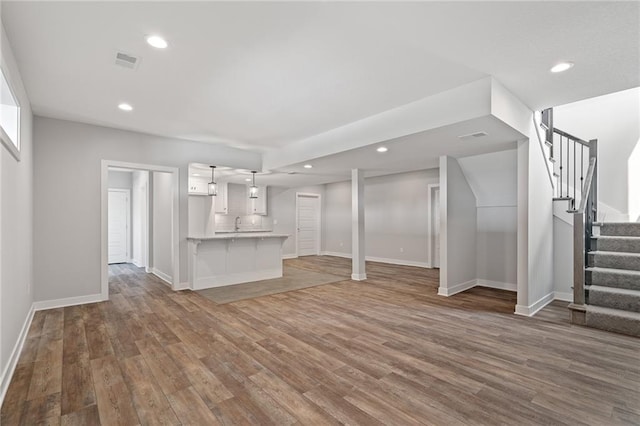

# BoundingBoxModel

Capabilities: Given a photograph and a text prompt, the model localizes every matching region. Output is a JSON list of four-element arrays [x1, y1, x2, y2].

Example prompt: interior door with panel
[[297, 194, 320, 256], [108, 189, 130, 264]]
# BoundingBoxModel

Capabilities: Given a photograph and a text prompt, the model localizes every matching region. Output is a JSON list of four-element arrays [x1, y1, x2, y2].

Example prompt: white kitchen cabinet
[[247, 185, 268, 215], [214, 182, 228, 214], [187, 176, 209, 195]]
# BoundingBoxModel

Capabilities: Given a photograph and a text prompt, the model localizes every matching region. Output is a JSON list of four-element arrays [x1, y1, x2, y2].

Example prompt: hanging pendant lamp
[[249, 171, 258, 199], [208, 166, 217, 196]]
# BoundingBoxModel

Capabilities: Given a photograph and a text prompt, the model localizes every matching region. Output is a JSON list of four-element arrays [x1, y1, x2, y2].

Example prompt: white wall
[[33, 116, 260, 301], [152, 172, 173, 282], [516, 127, 555, 315], [554, 87, 640, 219], [131, 171, 148, 268], [553, 216, 573, 301], [268, 185, 326, 257], [439, 156, 477, 295], [0, 22, 34, 400], [322, 169, 439, 265], [458, 149, 518, 287]]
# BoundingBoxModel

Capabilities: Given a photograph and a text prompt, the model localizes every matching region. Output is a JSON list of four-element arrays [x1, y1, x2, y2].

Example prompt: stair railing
[[542, 108, 598, 323], [569, 143, 598, 324]]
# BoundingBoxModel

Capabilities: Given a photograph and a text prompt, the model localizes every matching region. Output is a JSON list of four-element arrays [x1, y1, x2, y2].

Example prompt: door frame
[[101, 160, 180, 300], [427, 184, 440, 268], [295, 192, 322, 257], [107, 188, 131, 264]]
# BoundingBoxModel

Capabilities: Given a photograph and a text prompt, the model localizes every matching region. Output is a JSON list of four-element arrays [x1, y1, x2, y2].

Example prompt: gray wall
[[440, 156, 477, 292], [33, 116, 261, 301], [152, 172, 173, 280], [268, 185, 326, 257], [322, 169, 439, 265], [1, 23, 34, 391]]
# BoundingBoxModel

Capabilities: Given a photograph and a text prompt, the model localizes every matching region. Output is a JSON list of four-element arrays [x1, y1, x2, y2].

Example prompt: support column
[[351, 169, 366, 280]]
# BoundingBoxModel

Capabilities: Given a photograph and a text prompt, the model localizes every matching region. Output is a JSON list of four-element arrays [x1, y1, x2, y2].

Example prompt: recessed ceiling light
[[146, 35, 168, 49], [376, 147, 388, 153], [118, 103, 133, 111], [245, 178, 252, 182], [192, 173, 200, 177], [550, 62, 574, 73], [304, 164, 313, 169]]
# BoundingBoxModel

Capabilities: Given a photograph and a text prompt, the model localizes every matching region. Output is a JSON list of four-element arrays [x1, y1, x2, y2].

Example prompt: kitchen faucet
[[234, 216, 241, 231]]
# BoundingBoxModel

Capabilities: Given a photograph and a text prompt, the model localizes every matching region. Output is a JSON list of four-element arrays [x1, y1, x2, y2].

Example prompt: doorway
[[101, 160, 180, 300], [296, 193, 321, 256], [108, 189, 130, 264], [428, 184, 441, 268]]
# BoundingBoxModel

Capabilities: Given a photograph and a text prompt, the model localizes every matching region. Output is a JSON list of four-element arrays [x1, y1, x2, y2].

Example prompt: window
[[1, 67, 20, 160]]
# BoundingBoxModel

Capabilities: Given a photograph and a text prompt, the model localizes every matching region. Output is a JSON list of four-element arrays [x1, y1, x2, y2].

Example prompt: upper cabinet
[[247, 185, 268, 215], [213, 182, 228, 214], [188, 176, 209, 195]]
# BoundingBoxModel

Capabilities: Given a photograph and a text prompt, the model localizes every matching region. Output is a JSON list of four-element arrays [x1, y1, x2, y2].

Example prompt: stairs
[[584, 222, 640, 336]]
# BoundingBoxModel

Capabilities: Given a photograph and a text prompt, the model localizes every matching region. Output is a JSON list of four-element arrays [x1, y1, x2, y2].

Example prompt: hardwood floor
[[2, 256, 639, 425]]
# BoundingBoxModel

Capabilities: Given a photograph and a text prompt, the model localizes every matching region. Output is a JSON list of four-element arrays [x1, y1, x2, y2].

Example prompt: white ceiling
[[2, 1, 638, 154]]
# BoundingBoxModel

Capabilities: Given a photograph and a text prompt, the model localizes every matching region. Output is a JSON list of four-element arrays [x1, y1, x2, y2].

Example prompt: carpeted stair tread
[[585, 305, 640, 337], [586, 267, 640, 291], [592, 236, 640, 253], [588, 251, 640, 271], [599, 222, 640, 237], [586, 285, 640, 313]]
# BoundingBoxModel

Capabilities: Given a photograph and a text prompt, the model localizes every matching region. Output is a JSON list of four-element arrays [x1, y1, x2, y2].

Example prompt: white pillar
[[351, 168, 366, 280]]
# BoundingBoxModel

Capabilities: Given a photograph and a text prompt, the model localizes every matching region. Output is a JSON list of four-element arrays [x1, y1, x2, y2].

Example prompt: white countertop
[[187, 232, 289, 240]]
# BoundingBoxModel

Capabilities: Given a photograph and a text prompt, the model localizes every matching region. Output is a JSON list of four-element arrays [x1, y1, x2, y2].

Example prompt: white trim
[[320, 251, 430, 268], [438, 279, 476, 296], [107, 188, 131, 264], [176, 282, 191, 291], [554, 291, 573, 302], [0, 304, 34, 405], [476, 279, 517, 292], [32, 294, 103, 311], [364, 256, 430, 268], [515, 292, 555, 316], [427, 183, 441, 269], [351, 273, 367, 281], [321, 251, 351, 258], [151, 268, 173, 286], [102, 160, 180, 299], [0, 66, 21, 162], [282, 253, 298, 260], [295, 192, 322, 257]]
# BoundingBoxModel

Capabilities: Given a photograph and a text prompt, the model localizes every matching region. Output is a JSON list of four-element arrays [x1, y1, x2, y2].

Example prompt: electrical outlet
[[273, 219, 278, 225], [340, 242, 344, 247], [400, 247, 404, 253]]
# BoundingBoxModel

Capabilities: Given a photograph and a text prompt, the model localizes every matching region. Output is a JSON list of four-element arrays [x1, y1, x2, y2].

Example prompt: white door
[[108, 190, 130, 264], [297, 194, 320, 256], [433, 188, 440, 268]]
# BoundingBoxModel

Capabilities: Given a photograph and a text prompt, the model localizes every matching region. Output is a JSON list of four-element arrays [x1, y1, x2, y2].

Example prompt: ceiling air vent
[[458, 131, 488, 139], [115, 51, 140, 70]]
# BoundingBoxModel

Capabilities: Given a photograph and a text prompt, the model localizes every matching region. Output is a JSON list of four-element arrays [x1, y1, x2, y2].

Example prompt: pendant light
[[249, 171, 258, 199], [208, 166, 217, 196]]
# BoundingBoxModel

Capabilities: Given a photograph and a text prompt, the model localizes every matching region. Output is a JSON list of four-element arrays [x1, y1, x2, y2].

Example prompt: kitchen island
[[187, 233, 289, 290]]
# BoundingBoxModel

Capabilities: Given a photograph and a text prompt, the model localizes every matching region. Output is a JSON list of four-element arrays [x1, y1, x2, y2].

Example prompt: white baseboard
[[438, 279, 477, 296], [151, 268, 173, 286], [515, 292, 555, 316], [282, 254, 298, 260], [351, 273, 367, 281], [32, 293, 104, 311], [477, 279, 517, 292], [176, 282, 191, 291], [0, 304, 35, 406], [554, 291, 573, 302], [321, 251, 351, 258], [320, 251, 431, 268], [131, 258, 144, 268]]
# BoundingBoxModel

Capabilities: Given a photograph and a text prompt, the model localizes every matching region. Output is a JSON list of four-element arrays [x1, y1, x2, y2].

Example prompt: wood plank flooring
[[2, 256, 639, 425]]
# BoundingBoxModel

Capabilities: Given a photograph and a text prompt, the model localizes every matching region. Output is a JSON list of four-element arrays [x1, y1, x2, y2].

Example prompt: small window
[[1, 67, 20, 160]]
